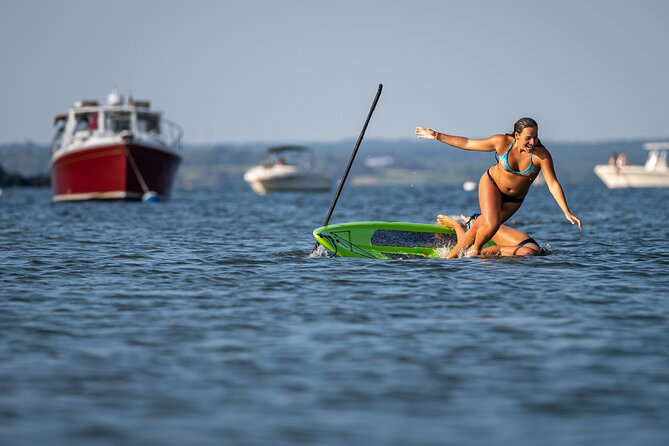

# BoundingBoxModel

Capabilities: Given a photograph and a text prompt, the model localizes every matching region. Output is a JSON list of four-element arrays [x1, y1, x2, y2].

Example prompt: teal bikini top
[[496, 139, 540, 176]]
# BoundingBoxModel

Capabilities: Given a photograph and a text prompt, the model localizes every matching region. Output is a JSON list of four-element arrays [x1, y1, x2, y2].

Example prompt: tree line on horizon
[[0, 138, 655, 188]]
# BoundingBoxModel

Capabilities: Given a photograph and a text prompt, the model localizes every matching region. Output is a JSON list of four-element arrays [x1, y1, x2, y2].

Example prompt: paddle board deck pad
[[313, 221, 495, 259]]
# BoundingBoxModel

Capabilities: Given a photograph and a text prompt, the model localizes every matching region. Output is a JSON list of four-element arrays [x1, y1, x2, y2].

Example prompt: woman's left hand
[[565, 213, 583, 230]]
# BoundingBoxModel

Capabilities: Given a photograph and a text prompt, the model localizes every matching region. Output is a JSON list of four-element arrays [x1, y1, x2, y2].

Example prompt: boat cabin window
[[74, 112, 98, 132], [137, 113, 160, 134], [105, 112, 132, 133], [52, 119, 66, 151]]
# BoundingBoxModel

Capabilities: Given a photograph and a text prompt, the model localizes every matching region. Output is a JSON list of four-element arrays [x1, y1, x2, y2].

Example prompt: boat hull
[[247, 174, 332, 194], [50, 144, 181, 201], [243, 166, 331, 194], [594, 165, 669, 188]]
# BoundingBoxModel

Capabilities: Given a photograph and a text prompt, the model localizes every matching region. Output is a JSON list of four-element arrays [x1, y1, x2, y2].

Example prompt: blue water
[[1, 183, 669, 445]]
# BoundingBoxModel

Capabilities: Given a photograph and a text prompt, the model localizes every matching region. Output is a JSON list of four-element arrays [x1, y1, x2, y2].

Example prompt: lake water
[[1, 182, 668, 445]]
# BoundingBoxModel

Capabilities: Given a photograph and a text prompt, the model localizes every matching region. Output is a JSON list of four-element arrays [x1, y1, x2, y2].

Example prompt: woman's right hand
[[415, 127, 438, 140]]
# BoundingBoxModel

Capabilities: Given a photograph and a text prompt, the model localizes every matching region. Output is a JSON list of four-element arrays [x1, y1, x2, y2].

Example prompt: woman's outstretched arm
[[415, 127, 505, 152], [537, 148, 583, 230]]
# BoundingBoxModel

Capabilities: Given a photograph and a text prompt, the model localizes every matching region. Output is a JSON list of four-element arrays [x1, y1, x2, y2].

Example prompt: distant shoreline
[[1, 138, 661, 189], [0, 162, 50, 187]]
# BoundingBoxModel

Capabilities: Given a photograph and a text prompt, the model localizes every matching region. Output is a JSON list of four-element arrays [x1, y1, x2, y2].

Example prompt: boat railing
[[161, 118, 183, 151]]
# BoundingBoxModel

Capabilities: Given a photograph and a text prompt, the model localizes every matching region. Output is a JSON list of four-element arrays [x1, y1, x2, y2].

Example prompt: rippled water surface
[[2, 183, 669, 445]]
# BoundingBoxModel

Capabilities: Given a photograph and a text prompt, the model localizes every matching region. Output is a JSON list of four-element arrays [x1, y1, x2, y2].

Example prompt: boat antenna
[[312, 83, 383, 254]]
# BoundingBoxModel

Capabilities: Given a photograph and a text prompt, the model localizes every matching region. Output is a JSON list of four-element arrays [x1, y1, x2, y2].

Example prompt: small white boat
[[594, 142, 669, 188], [243, 146, 332, 194]]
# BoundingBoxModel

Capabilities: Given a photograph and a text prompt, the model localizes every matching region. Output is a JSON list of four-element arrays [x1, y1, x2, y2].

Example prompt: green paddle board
[[313, 221, 495, 259]]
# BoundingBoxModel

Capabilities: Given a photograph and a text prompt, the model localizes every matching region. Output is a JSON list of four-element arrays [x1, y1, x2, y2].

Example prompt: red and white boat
[[50, 89, 182, 202]]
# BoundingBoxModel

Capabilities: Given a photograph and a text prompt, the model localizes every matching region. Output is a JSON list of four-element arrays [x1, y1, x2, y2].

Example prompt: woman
[[437, 214, 543, 257], [416, 118, 582, 258]]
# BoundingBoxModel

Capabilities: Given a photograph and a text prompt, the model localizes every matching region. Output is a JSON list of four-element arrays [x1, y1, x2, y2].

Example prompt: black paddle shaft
[[322, 84, 383, 225], [311, 83, 383, 254]]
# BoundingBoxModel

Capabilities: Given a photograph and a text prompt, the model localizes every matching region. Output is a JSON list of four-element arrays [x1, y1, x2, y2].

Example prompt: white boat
[[593, 142, 669, 188], [243, 146, 332, 194]]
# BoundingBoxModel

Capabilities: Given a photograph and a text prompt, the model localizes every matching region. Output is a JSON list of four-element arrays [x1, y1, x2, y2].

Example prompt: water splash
[[434, 246, 454, 258], [308, 244, 331, 258]]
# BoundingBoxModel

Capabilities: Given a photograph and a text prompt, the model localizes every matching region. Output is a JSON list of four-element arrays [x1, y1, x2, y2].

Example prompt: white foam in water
[[434, 246, 453, 258], [460, 247, 478, 258], [309, 245, 331, 258]]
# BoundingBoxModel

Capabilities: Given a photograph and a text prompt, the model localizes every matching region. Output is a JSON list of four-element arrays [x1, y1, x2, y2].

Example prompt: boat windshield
[[51, 119, 66, 152], [105, 112, 132, 133], [645, 150, 668, 170], [266, 149, 313, 169], [137, 113, 160, 134]]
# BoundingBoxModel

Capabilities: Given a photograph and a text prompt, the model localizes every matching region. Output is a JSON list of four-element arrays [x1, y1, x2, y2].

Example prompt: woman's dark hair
[[508, 117, 543, 147], [513, 117, 538, 135]]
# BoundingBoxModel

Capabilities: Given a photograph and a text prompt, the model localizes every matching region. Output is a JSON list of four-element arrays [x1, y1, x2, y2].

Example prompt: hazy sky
[[1, 0, 668, 145]]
